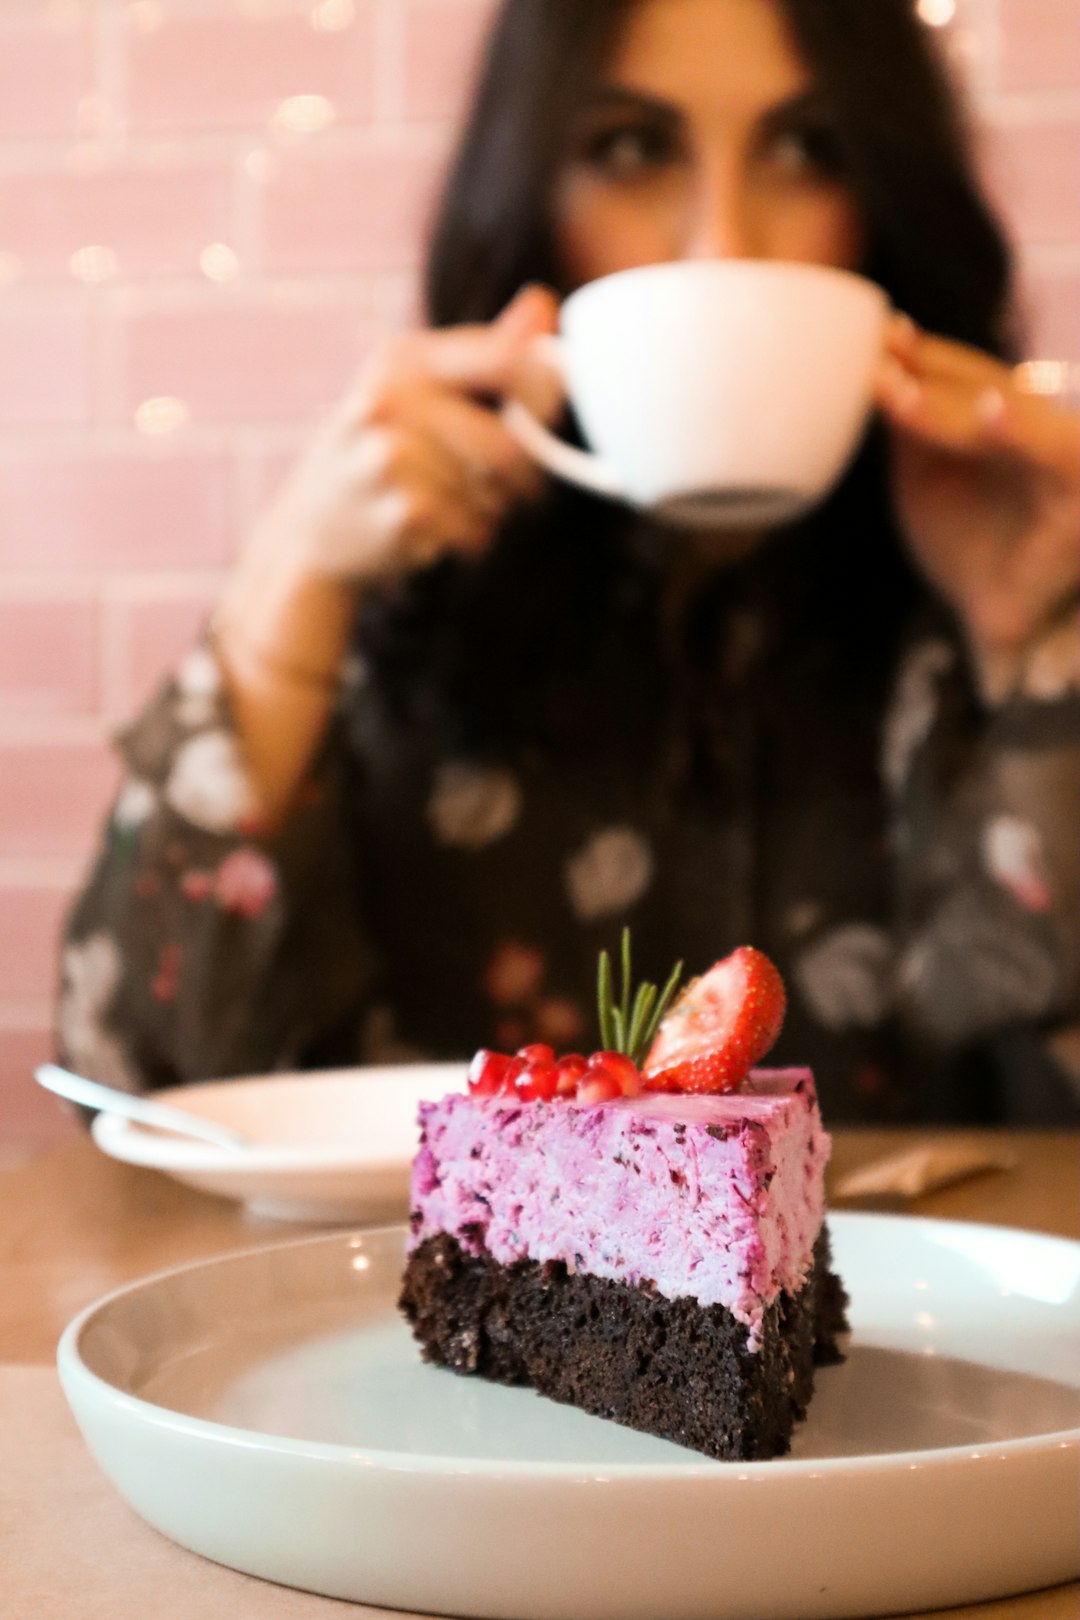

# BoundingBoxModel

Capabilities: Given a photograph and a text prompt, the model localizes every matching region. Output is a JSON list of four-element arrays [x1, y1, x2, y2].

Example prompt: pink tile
[[401, 0, 496, 122], [1023, 266, 1080, 361], [256, 143, 446, 272], [0, 885, 71, 1004], [108, 590, 219, 717], [0, 448, 233, 574], [0, 304, 90, 427], [0, 160, 235, 280], [377, 270, 425, 333], [999, 0, 1080, 93], [0, 744, 119, 862], [123, 1, 375, 132], [0, 1027, 78, 1152], [0, 11, 92, 139], [0, 598, 99, 717], [985, 116, 1080, 245], [105, 294, 372, 425]]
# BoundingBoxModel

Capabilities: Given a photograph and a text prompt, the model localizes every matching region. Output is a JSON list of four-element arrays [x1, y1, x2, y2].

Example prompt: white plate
[[91, 1064, 467, 1222], [58, 1213, 1080, 1619]]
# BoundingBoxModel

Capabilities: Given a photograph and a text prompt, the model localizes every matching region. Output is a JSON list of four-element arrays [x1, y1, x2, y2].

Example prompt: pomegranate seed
[[468, 1049, 513, 1097], [516, 1043, 555, 1064], [499, 1056, 527, 1095], [518, 1059, 559, 1101], [555, 1053, 587, 1096], [587, 1050, 642, 1096], [576, 1072, 623, 1106]]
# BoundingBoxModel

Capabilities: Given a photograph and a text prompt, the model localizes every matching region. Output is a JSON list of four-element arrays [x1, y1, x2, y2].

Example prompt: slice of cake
[[399, 943, 848, 1461]]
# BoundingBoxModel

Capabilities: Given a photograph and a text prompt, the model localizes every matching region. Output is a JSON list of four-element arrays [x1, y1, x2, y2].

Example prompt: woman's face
[[554, 0, 864, 289]]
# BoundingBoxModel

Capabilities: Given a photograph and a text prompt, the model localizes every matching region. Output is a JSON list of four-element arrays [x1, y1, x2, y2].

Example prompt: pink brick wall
[[0, 0, 1076, 1151]]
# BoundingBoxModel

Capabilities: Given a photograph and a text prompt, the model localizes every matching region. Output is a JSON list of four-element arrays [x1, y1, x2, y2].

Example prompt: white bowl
[[91, 1063, 468, 1222]]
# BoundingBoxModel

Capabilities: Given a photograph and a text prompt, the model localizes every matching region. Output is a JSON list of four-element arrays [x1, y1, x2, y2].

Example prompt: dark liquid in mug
[[655, 487, 806, 529]]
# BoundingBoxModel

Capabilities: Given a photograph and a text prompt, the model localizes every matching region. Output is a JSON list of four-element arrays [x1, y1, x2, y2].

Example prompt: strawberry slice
[[641, 946, 786, 1094]]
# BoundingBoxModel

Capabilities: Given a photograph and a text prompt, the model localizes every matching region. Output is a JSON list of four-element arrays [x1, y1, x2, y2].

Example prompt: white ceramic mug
[[504, 259, 889, 528]]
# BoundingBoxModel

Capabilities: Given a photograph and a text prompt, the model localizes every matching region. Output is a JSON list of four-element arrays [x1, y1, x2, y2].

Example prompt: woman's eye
[[580, 122, 681, 180], [761, 121, 846, 181]]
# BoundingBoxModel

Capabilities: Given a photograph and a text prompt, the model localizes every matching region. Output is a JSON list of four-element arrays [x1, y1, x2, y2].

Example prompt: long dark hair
[[362, 0, 1016, 742]]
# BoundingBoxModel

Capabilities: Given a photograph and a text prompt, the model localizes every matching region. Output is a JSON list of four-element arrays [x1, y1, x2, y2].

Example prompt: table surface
[[2, 1128, 1078, 1620]]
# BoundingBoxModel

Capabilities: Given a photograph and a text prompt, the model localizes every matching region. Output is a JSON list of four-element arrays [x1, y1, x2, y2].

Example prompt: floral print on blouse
[[59, 532, 1080, 1125]]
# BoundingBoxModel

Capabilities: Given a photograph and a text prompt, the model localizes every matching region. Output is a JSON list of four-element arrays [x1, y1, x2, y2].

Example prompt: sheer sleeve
[[57, 643, 376, 1094], [885, 607, 1080, 1117]]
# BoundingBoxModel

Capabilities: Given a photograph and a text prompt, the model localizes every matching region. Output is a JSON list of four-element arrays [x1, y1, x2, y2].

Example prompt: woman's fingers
[[291, 286, 565, 584], [885, 316, 1006, 389], [352, 378, 544, 526], [407, 382, 548, 504], [344, 424, 505, 570], [877, 356, 993, 451], [880, 350, 1080, 480], [879, 315, 1007, 446], [371, 479, 495, 563], [363, 285, 560, 403], [339, 284, 561, 511], [881, 315, 1080, 479]]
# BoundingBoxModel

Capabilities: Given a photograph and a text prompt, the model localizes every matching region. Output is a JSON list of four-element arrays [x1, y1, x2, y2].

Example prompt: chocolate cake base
[[399, 1227, 848, 1461]]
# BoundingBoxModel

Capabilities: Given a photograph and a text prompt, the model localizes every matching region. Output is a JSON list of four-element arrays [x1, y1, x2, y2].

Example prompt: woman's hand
[[877, 316, 1080, 697], [255, 283, 562, 589]]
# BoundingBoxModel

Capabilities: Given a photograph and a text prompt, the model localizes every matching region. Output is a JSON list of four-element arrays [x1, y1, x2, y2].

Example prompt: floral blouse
[[59, 518, 1080, 1125]]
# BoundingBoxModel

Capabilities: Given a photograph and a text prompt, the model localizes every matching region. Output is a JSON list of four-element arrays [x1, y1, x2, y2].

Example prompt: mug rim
[[562, 257, 888, 320]]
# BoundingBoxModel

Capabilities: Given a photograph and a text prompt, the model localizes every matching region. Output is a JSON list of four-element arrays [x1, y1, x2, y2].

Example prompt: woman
[[60, 0, 1080, 1122]]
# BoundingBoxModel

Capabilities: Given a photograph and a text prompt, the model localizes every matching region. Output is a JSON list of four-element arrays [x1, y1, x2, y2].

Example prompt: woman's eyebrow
[[584, 83, 830, 130], [583, 85, 683, 124], [757, 86, 832, 130]]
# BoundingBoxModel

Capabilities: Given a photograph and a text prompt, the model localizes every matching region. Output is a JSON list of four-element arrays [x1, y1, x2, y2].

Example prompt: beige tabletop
[[1, 1129, 1078, 1619]]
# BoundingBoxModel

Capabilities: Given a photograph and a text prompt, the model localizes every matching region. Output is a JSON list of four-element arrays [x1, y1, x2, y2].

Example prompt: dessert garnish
[[467, 934, 786, 1103], [596, 928, 684, 1065], [642, 944, 787, 1095]]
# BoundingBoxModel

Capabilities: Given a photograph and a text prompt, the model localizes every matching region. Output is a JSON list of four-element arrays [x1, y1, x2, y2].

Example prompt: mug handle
[[502, 334, 627, 501]]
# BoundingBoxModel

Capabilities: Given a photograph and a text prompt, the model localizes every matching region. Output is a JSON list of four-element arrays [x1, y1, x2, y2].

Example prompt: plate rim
[[90, 1061, 468, 1175], [57, 1210, 1080, 1480]]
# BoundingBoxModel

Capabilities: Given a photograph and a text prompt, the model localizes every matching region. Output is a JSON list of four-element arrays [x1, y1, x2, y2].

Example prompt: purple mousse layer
[[408, 1067, 831, 1349]]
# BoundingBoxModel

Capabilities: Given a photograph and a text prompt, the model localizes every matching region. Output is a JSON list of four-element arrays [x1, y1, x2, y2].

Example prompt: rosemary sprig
[[598, 948, 616, 1049], [597, 928, 683, 1067]]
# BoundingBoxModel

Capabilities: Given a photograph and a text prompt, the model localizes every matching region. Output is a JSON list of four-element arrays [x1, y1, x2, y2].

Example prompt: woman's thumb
[[500, 285, 564, 423], [496, 283, 560, 340]]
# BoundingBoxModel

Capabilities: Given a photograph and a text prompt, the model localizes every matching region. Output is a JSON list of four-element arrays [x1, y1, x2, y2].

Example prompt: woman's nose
[[682, 161, 757, 261]]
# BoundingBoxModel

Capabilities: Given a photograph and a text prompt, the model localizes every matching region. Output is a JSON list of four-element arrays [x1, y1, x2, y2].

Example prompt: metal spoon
[[35, 1064, 250, 1150]]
